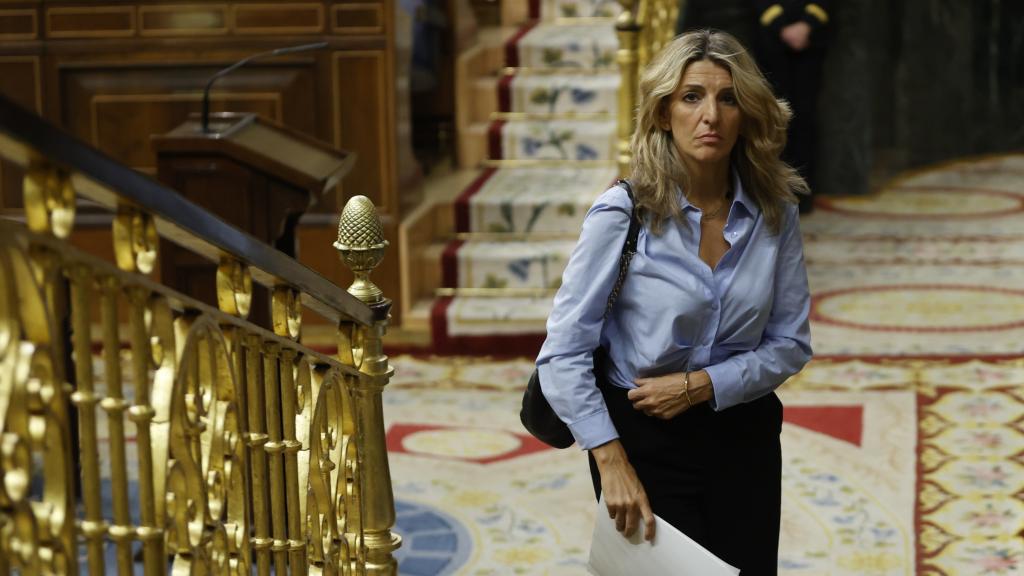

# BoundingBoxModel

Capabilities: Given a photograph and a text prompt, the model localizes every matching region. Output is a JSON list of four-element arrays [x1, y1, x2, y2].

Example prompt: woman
[[535, 29, 812, 574]]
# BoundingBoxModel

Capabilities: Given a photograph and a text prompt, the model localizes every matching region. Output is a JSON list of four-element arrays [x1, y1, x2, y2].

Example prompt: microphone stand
[[201, 41, 328, 134]]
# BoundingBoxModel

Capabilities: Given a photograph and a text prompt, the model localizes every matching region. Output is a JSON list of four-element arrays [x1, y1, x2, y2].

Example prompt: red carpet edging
[[441, 239, 465, 288], [454, 167, 497, 233], [498, 72, 515, 113], [487, 119, 507, 160], [503, 21, 538, 68], [430, 296, 546, 356]]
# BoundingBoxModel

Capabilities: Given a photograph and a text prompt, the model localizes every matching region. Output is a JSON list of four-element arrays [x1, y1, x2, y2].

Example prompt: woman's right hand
[[591, 440, 655, 541]]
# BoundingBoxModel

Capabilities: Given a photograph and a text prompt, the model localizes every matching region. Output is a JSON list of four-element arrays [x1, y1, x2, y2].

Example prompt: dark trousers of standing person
[[588, 369, 783, 575], [756, 37, 826, 213]]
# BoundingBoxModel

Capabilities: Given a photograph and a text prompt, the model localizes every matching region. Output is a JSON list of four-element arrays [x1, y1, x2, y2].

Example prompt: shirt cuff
[[704, 362, 744, 412], [569, 409, 619, 450]]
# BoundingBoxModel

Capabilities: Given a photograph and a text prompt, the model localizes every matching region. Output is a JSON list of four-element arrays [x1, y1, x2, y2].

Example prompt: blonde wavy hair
[[629, 29, 808, 235]]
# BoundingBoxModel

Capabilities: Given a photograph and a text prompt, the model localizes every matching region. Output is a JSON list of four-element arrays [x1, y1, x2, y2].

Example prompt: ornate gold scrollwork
[[293, 360, 360, 575], [273, 286, 302, 340], [0, 241, 74, 574], [165, 315, 250, 575], [216, 258, 253, 319], [113, 206, 159, 274], [336, 321, 365, 370], [23, 167, 75, 239]]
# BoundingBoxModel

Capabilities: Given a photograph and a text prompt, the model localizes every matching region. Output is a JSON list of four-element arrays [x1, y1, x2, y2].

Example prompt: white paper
[[588, 496, 740, 575]]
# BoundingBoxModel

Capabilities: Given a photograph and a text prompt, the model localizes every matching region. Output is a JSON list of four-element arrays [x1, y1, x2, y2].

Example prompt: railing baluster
[[67, 265, 106, 575], [99, 277, 135, 574], [223, 324, 255, 573], [279, 347, 308, 575], [126, 285, 164, 573], [262, 342, 290, 574], [245, 333, 273, 575]]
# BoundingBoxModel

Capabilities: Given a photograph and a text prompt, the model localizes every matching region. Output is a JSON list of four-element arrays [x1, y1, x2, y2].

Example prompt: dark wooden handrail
[[0, 93, 377, 326]]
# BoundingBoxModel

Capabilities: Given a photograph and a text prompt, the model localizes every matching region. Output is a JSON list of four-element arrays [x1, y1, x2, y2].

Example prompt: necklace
[[700, 197, 728, 222]]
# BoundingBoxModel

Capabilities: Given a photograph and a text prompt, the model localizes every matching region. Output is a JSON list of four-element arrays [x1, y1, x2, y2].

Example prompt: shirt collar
[[730, 170, 760, 218], [677, 169, 760, 217]]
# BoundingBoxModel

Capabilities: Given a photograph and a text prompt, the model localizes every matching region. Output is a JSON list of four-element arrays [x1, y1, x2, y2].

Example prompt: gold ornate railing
[[0, 95, 400, 574], [615, 0, 681, 175]]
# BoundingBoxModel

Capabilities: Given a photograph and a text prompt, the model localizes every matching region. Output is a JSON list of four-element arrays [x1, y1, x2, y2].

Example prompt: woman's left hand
[[628, 370, 713, 420]]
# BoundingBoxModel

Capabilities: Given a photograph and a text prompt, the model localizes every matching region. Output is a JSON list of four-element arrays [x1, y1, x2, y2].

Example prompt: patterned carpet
[[388, 154, 1024, 575]]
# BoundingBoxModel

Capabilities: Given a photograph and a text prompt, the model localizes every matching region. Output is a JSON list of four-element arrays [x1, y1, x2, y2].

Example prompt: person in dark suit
[[754, 1, 831, 213]]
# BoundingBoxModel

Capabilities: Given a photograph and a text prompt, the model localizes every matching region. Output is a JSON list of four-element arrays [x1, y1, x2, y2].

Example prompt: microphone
[[201, 42, 328, 134]]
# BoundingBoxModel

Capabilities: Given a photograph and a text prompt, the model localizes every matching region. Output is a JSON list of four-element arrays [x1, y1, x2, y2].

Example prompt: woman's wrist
[[682, 370, 715, 405], [591, 439, 626, 466]]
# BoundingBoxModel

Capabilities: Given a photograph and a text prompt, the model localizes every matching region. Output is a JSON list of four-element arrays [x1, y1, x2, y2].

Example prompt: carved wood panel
[[61, 65, 317, 173], [334, 50, 393, 213]]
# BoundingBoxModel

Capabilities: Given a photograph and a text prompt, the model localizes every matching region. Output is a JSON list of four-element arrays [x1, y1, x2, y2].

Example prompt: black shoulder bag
[[520, 179, 642, 448]]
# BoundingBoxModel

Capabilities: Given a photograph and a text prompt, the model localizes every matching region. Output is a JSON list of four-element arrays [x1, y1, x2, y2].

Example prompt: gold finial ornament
[[334, 195, 389, 304]]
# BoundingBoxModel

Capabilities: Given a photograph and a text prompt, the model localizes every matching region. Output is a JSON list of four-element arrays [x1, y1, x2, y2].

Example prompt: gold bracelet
[[683, 372, 693, 407]]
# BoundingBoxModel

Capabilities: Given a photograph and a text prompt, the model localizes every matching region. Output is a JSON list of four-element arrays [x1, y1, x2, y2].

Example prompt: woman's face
[[660, 60, 741, 170]]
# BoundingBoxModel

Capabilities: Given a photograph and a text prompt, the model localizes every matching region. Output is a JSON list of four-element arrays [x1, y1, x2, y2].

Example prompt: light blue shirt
[[536, 175, 812, 449]]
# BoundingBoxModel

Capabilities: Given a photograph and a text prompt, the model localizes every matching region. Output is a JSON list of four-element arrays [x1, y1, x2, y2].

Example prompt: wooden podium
[[153, 112, 355, 328]]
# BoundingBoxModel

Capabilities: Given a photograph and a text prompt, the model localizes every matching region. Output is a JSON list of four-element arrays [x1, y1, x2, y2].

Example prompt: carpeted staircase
[[433, 1, 623, 354]]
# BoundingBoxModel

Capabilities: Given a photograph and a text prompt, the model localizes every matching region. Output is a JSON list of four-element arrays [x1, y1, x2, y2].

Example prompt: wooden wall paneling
[[232, 2, 324, 35], [0, 158, 24, 212], [0, 55, 41, 113], [90, 93, 281, 172], [331, 3, 384, 35], [0, 53, 37, 212], [138, 4, 229, 37], [0, 7, 37, 40], [333, 50, 393, 212], [45, 5, 136, 38], [60, 61, 317, 173]]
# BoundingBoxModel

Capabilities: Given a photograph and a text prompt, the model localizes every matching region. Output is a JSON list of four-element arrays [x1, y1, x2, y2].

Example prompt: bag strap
[[602, 178, 641, 319]]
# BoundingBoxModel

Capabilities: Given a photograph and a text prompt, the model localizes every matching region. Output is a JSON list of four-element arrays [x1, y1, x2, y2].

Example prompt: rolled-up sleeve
[[536, 186, 631, 449], [704, 204, 813, 410]]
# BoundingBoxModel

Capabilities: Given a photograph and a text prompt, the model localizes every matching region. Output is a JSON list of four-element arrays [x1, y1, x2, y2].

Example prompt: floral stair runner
[[432, 3, 622, 354]]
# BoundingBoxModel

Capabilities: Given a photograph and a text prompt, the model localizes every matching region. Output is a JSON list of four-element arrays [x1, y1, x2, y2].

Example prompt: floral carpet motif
[[507, 73, 620, 115], [384, 355, 1024, 575], [501, 118, 616, 162]]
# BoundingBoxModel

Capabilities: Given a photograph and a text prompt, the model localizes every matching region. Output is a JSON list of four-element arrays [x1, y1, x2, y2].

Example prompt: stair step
[[513, 22, 619, 69], [431, 295, 550, 355], [503, 71, 620, 115], [454, 165, 618, 234], [539, 0, 622, 19], [492, 117, 617, 161], [442, 238, 577, 290]]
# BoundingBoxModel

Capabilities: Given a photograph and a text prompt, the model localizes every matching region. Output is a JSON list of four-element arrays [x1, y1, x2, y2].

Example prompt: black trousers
[[588, 375, 783, 575]]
